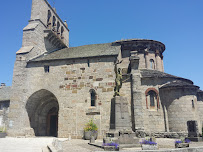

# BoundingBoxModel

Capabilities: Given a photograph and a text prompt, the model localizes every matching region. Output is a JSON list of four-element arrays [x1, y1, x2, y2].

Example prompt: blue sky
[[0, 0, 202, 89]]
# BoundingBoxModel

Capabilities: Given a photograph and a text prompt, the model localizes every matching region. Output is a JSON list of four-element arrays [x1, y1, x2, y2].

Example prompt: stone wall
[[139, 77, 166, 133], [8, 56, 116, 138], [197, 101, 203, 133], [160, 87, 201, 134]]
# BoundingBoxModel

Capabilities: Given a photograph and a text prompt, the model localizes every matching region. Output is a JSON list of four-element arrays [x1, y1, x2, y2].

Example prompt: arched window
[[148, 90, 156, 108], [61, 26, 64, 39], [145, 88, 160, 109], [90, 89, 96, 107], [57, 21, 60, 34], [150, 59, 155, 69], [47, 10, 52, 29], [52, 16, 56, 31]]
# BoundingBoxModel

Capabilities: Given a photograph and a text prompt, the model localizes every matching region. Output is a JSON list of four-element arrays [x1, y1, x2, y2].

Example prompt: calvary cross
[[119, 101, 125, 119]]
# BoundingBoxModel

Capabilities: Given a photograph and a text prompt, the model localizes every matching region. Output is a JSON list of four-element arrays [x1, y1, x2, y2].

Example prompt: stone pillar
[[144, 47, 149, 69], [130, 55, 145, 131], [111, 96, 132, 130], [161, 55, 164, 72], [155, 50, 161, 71]]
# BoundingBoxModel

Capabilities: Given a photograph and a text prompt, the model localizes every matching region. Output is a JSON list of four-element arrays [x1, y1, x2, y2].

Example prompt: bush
[[84, 120, 98, 132]]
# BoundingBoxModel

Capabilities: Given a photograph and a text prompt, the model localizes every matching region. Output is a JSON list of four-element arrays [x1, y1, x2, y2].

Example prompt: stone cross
[[120, 101, 125, 119]]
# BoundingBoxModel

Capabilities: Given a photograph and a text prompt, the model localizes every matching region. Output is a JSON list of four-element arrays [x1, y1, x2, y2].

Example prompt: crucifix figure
[[114, 60, 123, 97]]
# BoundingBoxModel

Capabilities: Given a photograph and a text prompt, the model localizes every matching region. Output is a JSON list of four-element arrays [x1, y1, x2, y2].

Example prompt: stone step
[[42, 146, 50, 152]]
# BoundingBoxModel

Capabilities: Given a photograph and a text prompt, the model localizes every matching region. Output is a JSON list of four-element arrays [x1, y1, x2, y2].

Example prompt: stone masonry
[[4, 0, 203, 139]]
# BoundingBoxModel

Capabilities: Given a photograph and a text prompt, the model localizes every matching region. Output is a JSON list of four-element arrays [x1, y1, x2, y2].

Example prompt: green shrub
[[84, 120, 98, 132]]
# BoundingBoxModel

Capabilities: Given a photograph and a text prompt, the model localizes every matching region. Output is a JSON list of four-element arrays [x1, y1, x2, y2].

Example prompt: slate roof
[[31, 43, 120, 62], [140, 69, 199, 89], [140, 69, 192, 82], [160, 80, 199, 89], [0, 86, 11, 101], [198, 90, 203, 93]]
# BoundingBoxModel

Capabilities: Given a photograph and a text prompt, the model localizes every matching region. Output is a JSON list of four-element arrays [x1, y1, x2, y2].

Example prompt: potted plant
[[0, 127, 7, 138], [140, 139, 158, 150], [103, 142, 119, 151], [84, 120, 98, 140], [175, 138, 190, 148]]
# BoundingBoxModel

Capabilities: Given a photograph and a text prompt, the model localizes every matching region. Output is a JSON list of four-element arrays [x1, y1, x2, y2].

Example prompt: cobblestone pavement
[[0, 137, 54, 152]]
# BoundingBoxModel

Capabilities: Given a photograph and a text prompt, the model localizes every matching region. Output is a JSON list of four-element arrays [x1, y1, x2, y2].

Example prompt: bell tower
[[16, 0, 69, 60]]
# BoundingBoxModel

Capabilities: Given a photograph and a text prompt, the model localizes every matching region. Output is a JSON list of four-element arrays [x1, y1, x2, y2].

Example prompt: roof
[[160, 80, 199, 89], [140, 69, 193, 83], [0, 86, 11, 101], [115, 39, 165, 51], [198, 90, 203, 93], [31, 43, 120, 62]]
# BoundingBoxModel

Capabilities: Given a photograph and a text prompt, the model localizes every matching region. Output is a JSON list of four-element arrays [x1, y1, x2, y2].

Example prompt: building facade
[[5, 0, 203, 138]]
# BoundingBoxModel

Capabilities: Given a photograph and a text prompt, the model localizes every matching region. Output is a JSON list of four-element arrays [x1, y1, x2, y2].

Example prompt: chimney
[[0, 83, 6, 88]]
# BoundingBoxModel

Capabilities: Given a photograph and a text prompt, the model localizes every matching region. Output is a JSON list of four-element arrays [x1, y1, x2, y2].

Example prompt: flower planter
[[175, 143, 189, 148], [104, 146, 119, 151], [0, 133, 7, 138], [141, 144, 158, 150], [84, 131, 98, 140]]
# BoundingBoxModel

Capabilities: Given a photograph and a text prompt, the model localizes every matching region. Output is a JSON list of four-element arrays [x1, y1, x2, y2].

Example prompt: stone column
[[155, 50, 161, 71], [130, 55, 145, 131], [144, 48, 149, 69], [161, 55, 164, 72]]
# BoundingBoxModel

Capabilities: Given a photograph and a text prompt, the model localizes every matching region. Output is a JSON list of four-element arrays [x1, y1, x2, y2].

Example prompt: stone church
[[2, 0, 203, 138]]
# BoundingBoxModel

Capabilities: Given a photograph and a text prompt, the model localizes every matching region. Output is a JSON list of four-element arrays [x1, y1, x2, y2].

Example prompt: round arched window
[[150, 59, 155, 69], [90, 89, 96, 107]]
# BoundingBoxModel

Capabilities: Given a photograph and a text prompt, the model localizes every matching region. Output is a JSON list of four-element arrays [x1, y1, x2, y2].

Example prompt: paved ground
[[0, 137, 54, 152], [0, 137, 203, 152], [62, 139, 104, 152]]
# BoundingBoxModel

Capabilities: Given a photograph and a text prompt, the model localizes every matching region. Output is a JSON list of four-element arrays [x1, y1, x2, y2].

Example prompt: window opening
[[150, 59, 155, 69], [44, 65, 50, 73], [52, 16, 56, 31], [87, 59, 90, 67], [90, 90, 96, 106], [47, 10, 52, 29], [148, 90, 156, 108], [192, 100, 195, 108]]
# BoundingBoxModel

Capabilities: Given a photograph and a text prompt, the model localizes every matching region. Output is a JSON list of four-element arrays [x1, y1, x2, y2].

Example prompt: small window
[[57, 21, 60, 33], [44, 65, 50, 73], [148, 90, 156, 108], [47, 10, 52, 27], [87, 59, 90, 67], [192, 100, 195, 108], [145, 89, 160, 109], [61, 26, 64, 38], [150, 59, 155, 69], [90, 89, 96, 106]]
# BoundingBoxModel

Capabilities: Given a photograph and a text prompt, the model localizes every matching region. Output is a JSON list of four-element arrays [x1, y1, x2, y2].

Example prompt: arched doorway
[[26, 89, 59, 137], [47, 107, 58, 137]]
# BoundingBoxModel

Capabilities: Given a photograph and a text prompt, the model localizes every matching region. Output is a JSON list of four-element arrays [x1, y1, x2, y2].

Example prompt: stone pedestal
[[110, 96, 131, 130], [105, 96, 139, 146]]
